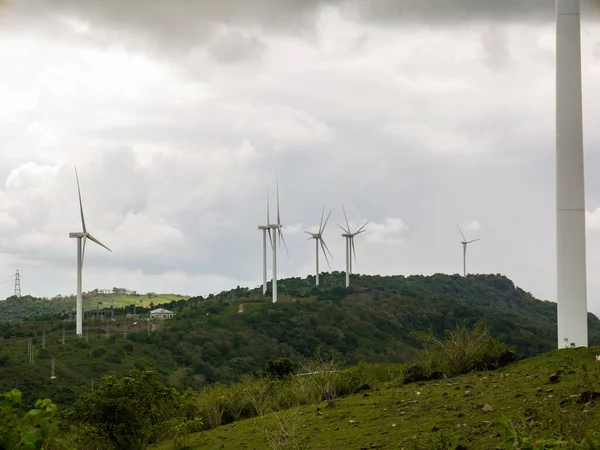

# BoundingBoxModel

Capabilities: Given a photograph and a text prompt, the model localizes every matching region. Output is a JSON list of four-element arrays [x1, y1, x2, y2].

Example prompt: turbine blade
[[75, 166, 87, 233], [266, 190, 270, 224], [86, 233, 112, 252], [268, 228, 273, 249], [318, 205, 325, 234], [343, 205, 350, 233], [322, 209, 332, 233], [279, 227, 290, 258], [457, 224, 466, 241], [467, 238, 481, 244], [276, 178, 281, 225], [356, 220, 369, 234], [337, 223, 349, 234], [320, 239, 332, 269], [321, 237, 334, 260], [351, 236, 357, 265]]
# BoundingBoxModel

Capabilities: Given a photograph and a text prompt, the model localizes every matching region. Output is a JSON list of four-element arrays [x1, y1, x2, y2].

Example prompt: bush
[[259, 358, 298, 380], [0, 389, 61, 449], [91, 348, 106, 358], [65, 369, 200, 450], [416, 320, 513, 378]]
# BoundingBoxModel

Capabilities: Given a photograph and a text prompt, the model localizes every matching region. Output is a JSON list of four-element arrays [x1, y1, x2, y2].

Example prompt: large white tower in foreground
[[556, 0, 588, 348]]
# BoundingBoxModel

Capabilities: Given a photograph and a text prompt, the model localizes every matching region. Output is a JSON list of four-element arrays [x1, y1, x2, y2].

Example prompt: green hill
[[1, 273, 599, 409], [152, 346, 600, 449], [0, 292, 189, 323]]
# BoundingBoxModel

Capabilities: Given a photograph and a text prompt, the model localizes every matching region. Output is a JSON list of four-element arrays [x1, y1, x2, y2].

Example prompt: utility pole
[[50, 358, 56, 379], [14, 269, 21, 297], [42, 331, 46, 349], [27, 338, 34, 364]]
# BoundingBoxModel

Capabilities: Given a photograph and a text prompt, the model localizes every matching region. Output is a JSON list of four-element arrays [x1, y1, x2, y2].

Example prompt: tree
[[67, 369, 199, 450], [0, 389, 60, 450], [259, 358, 298, 379]]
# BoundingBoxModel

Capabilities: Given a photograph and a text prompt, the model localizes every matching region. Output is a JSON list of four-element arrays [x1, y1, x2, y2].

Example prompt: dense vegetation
[[5, 324, 600, 449], [0, 292, 188, 323], [1, 273, 600, 410], [163, 345, 600, 449]]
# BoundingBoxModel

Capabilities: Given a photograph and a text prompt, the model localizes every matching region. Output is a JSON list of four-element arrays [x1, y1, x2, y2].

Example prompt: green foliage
[[0, 293, 187, 325], [259, 358, 298, 379], [4, 273, 600, 413], [190, 350, 373, 435], [0, 389, 61, 449], [159, 347, 600, 450], [65, 369, 200, 450], [495, 414, 600, 449], [416, 320, 513, 377]]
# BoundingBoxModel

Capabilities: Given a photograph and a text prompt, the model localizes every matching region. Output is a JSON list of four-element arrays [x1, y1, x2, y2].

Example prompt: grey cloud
[[13, 0, 340, 56], [7, 0, 581, 62], [342, 0, 553, 25], [480, 26, 511, 71], [206, 28, 266, 64]]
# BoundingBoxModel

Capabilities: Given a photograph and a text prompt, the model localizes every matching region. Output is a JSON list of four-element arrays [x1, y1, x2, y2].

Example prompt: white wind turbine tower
[[305, 206, 333, 286], [555, 0, 589, 348], [457, 225, 480, 277], [69, 167, 112, 336], [337, 206, 368, 288], [257, 181, 288, 303]]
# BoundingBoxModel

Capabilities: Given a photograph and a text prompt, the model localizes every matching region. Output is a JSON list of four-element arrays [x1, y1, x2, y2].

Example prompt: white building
[[149, 308, 176, 319]]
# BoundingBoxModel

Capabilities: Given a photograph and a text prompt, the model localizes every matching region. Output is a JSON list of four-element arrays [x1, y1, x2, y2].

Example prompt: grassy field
[[153, 347, 600, 449], [83, 293, 188, 310]]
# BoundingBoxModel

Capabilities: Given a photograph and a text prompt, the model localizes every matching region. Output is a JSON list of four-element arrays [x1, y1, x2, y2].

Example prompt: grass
[[152, 347, 600, 449], [82, 293, 188, 310]]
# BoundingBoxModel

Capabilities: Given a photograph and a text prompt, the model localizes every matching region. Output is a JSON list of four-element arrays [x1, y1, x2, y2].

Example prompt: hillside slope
[[157, 346, 600, 449], [1, 273, 598, 408], [0, 292, 188, 323]]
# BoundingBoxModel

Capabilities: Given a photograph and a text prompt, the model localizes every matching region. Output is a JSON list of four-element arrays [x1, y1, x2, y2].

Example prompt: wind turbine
[[337, 206, 368, 288], [257, 181, 288, 303], [555, 0, 588, 348], [305, 206, 333, 286], [69, 167, 111, 336], [457, 225, 480, 277]]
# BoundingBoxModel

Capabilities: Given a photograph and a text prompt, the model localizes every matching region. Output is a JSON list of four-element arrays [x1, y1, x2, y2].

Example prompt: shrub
[[416, 320, 512, 378], [66, 369, 199, 450], [0, 389, 61, 449], [91, 348, 106, 358], [259, 358, 298, 380]]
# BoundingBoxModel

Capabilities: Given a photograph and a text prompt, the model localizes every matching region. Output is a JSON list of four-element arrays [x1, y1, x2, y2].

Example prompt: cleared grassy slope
[[154, 347, 600, 449]]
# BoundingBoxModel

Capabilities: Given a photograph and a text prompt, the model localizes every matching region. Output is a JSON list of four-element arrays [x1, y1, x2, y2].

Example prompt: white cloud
[[1, 2, 600, 315], [107, 212, 186, 256], [586, 208, 600, 231], [284, 223, 305, 235], [366, 217, 409, 245], [465, 220, 482, 232]]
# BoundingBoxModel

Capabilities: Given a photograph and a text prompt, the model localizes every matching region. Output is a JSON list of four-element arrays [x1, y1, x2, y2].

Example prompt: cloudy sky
[[1, 0, 600, 311]]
